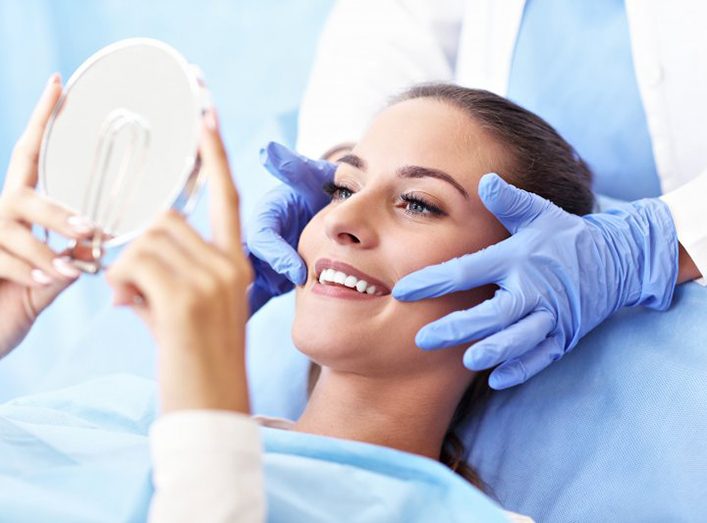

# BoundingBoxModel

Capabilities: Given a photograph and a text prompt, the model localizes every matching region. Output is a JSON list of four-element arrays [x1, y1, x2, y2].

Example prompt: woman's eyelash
[[399, 193, 445, 217], [322, 182, 446, 217], [322, 181, 353, 200]]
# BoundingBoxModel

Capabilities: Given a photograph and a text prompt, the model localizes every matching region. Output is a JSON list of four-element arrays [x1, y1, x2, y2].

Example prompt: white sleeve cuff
[[661, 171, 707, 286], [148, 410, 265, 523]]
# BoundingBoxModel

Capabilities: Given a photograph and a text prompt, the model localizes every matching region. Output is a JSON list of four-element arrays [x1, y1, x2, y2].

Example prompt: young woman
[[0, 77, 593, 522]]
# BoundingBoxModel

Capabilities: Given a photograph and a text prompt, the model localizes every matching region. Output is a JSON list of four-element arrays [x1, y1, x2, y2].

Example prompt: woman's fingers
[[0, 74, 87, 288], [1, 188, 94, 238], [5, 74, 63, 192], [148, 210, 240, 280], [0, 249, 42, 287], [107, 248, 175, 321], [0, 219, 79, 282], [108, 212, 218, 305], [199, 108, 243, 258]]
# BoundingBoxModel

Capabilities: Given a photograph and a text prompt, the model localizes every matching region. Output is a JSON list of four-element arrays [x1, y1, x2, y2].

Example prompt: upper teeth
[[318, 268, 381, 295]]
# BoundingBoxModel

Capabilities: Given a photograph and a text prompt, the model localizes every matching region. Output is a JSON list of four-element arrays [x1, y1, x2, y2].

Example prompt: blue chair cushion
[[465, 282, 707, 521]]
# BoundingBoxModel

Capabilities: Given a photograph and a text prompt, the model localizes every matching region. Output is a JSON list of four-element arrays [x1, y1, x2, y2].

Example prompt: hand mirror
[[39, 38, 209, 273]]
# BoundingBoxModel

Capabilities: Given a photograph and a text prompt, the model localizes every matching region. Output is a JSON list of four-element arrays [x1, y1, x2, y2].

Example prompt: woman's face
[[293, 98, 510, 380]]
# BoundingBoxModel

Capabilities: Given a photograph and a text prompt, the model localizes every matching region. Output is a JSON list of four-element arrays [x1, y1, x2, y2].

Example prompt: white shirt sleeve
[[660, 170, 707, 286], [296, 0, 464, 158], [148, 410, 266, 523]]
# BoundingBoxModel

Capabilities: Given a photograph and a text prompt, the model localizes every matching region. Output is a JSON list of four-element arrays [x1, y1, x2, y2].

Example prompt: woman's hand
[[0, 74, 95, 358], [106, 109, 253, 415]]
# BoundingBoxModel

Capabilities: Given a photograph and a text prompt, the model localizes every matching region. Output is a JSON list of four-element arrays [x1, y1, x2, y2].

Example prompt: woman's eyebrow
[[337, 154, 365, 169], [397, 166, 470, 199], [337, 153, 470, 199]]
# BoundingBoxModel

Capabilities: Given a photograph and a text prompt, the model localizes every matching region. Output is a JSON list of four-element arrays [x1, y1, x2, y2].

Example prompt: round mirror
[[39, 38, 208, 272]]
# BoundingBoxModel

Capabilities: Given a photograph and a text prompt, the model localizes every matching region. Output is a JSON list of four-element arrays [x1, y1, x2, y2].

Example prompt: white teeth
[[317, 267, 384, 295]]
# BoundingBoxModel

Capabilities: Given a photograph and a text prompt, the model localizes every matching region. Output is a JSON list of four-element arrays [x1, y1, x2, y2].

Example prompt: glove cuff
[[625, 198, 679, 310]]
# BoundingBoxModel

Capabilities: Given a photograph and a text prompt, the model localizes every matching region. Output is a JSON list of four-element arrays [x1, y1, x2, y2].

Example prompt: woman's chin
[[292, 317, 367, 364]]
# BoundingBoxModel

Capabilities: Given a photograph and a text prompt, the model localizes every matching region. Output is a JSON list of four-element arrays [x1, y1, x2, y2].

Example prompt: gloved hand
[[393, 173, 679, 390], [247, 142, 336, 315]]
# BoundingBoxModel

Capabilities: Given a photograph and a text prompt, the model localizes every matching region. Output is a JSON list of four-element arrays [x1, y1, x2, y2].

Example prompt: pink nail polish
[[31, 269, 53, 285], [53, 257, 80, 279]]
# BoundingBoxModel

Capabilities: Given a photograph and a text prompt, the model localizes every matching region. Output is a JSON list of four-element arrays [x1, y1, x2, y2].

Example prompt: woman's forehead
[[353, 98, 503, 189]]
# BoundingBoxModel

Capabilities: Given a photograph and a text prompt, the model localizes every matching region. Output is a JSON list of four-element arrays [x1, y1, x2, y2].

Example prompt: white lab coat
[[296, 0, 707, 282]]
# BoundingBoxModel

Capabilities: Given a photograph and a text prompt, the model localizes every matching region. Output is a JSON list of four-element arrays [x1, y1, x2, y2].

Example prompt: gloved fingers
[[246, 251, 297, 316], [392, 245, 506, 301], [415, 290, 522, 350], [247, 226, 307, 285], [462, 309, 555, 371], [487, 334, 563, 390], [477, 172, 553, 234], [260, 142, 336, 208]]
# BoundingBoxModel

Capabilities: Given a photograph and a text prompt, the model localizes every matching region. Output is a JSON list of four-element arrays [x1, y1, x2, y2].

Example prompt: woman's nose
[[323, 195, 378, 248]]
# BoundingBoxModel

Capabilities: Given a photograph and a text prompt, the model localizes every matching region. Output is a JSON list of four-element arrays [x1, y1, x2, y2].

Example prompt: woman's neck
[[291, 365, 467, 461]]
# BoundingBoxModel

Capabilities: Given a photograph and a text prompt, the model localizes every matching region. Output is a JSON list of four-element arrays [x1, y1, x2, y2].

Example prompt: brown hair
[[308, 83, 595, 491]]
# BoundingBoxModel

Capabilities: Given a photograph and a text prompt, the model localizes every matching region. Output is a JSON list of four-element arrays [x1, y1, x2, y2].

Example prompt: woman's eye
[[400, 194, 445, 217], [406, 200, 428, 214], [323, 182, 354, 201]]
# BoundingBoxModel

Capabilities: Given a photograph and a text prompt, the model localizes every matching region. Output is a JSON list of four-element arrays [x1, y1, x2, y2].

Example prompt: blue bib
[[0, 374, 509, 522]]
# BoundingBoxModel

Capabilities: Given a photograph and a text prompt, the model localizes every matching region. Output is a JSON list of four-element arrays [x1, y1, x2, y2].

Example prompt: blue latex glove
[[393, 173, 679, 390], [247, 142, 336, 315]]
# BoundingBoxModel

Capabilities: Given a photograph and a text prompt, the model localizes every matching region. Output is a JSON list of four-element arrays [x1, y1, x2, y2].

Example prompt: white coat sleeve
[[661, 170, 707, 285], [296, 0, 464, 158], [148, 410, 266, 523]]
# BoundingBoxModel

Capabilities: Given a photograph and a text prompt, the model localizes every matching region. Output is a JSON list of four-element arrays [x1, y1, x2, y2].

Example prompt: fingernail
[[67, 215, 95, 234], [53, 256, 80, 279], [204, 107, 218, 130], [46, 72, 61, 87], [31, 269, 53, 285]]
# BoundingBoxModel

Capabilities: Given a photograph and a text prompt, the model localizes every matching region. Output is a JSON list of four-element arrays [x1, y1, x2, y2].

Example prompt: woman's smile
[[311, 258, 391, 300]]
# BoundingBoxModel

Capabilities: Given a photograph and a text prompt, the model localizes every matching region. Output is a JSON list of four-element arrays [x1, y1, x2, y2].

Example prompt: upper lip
[[313, 258, 391, 295]]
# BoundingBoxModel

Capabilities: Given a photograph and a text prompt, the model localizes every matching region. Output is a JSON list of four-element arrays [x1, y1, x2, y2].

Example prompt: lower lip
[[311, 282, 384, 300]]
